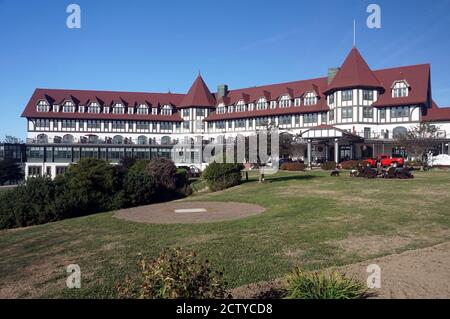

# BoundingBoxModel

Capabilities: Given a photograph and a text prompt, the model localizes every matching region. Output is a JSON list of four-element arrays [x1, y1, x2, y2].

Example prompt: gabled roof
[[422, 101, 450, 122], [178, 75, 216, 108], [372, 64, 430, 107], [325, 47, 383, 93]]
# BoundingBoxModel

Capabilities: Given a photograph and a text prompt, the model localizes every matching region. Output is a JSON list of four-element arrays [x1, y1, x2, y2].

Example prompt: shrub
[[59, 158, 121, 215], [340, 160, 366, 170], [321, 161, 337, 170], [147, 157, 178, 191], [117, 248, 228, 299], [0, 176, 57, 229], [280, 162, 306, 171], [123, 170, 158, 207], [202, 162, 243, 191], [285, 267, 367, 299]]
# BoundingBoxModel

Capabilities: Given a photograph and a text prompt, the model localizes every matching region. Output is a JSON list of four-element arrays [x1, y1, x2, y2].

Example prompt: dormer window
[[112, 103, 125, 114], [303, 92, 317, 106], [137, 104, 148, 115], [217, 105, 226, 114], [256, 98, 267, 110], [37, 100, 50, 112], [392, 81, 409, 98], [235, 101, 246, 112], [62, 101, 76, 113], [294, 98, 301, 106], [279, 95, 291, 108], [87, 102, 101, 113], [270, 101, 277, 109], [161, 105, 172, 116], [227, 105, 234, 113], [152, 107, 158, 115]]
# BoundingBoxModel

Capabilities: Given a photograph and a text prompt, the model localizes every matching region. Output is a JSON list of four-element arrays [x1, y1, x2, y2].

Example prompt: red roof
[[325, 47, 383, 93], [21, 88, 184, 122], [178, 75, 216, 108], [372, 64, 430, 107], [422, 101, 450, 122], [21, 48, 439, 122]]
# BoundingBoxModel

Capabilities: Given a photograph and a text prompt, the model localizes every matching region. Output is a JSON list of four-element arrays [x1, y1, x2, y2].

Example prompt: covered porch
[[300, 125, 364, 167]]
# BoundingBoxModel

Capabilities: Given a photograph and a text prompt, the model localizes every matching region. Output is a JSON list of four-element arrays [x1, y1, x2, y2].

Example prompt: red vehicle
[[366, 155, 405, 168]]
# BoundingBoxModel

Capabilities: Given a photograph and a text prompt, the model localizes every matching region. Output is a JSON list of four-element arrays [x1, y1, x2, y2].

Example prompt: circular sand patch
[[113, 201, 265, 224]]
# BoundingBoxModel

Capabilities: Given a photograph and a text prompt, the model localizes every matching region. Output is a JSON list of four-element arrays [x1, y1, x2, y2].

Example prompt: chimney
[[328, 68, 340, 84], [217, 84, 228, 98]]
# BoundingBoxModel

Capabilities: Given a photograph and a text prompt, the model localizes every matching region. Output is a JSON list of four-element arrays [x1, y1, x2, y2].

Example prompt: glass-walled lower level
[[26, 145, 173, 164]]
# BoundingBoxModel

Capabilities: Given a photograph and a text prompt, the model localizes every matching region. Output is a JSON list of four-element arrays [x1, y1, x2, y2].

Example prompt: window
[[136, 121, 149, 131], [342, 90, 353, 102], [37, 101, 50, 112], [363, 90, 374, 101], [303, 92, 317, 106], [196, 108, 205, 117], [270, 101, 277, 109], [329, 109, 335, 121], [342, 107, 353, 119], [111, 121, 125, 130], [235, 101, 246, 112], [87, 120, 101, 130], [28, 166, 42, 177], [35, 119, 50, 129], [321, 113, 327, 123], [294, 98, 301, 107], [161, 105, 172, 116], [81, 147, 98, 159], [112, 103, 125, 114], [364, 127, 371, 139], [217, 106, 226, 114], [152, 108, 158, 115], [328, 94, 335, 105], [182, 109, 190, 117], [303, 113, 318, 124], [87, 102, 101, 113], [256, 117, 268, 126], [62, 120, 76, 130], [392, 81, 409, 98], [391, 106, 409, 118], [56, 166, 68, 176], [235, 119, 246, 128], [380, 108, 386, 120], [393, 126, 408, 138], [256, 98, 267, 110], [279, 96, 291, 108], [363, 107, 373, 119], [62, 101, 76, 113], [160, 122, 172, 131], [279, 115, 291, 125], [137, 104, 148, 115], [216, 121, 225, 129], [183, 121, 189, 129]]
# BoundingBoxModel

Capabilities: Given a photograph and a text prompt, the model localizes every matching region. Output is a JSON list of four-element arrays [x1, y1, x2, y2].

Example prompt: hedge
[[202, 162, 243, 191]]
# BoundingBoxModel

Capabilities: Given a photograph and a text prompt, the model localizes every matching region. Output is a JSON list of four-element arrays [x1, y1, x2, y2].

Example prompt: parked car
[[366, 155, 405, 168]]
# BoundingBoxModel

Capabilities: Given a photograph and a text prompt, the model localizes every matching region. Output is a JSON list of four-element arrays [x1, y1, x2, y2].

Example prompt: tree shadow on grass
[[265, 174, 322, 183]]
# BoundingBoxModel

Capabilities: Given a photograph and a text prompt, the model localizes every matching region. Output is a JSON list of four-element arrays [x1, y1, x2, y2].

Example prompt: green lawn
[[1, 170, 450, 298]]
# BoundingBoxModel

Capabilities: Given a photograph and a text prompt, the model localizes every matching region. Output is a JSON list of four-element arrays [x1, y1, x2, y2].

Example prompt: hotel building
[[21, 47, 450, 177]]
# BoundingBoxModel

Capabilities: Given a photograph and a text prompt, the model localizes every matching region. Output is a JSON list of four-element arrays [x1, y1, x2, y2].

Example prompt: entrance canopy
[[301, 124, 362, 142]]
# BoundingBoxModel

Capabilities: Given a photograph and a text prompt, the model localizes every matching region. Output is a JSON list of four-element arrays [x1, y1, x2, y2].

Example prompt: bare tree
[[2, 135, 23, 144], [397, 122, 441, 168]]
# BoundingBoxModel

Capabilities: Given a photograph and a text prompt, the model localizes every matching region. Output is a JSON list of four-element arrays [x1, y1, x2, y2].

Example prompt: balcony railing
[[26, 136, 180, 146], [356, 130, 448, 140]]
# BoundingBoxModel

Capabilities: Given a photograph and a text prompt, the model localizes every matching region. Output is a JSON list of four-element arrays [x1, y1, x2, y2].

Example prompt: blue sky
[[1, 0, 450, 139]]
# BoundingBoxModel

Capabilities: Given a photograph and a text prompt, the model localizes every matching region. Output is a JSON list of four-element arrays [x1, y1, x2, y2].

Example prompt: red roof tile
[[372, 64, 430, 107], [325, 47, 383, 93], [21, 88, 184, 122], [422, 101, 450, 122], [178, 75, 216, 108]]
